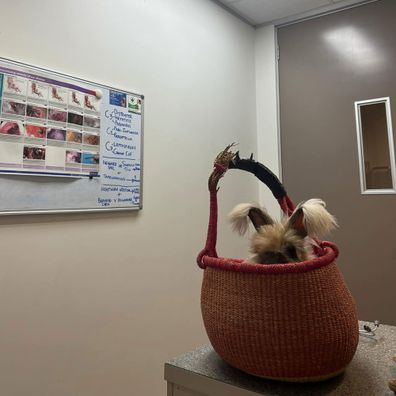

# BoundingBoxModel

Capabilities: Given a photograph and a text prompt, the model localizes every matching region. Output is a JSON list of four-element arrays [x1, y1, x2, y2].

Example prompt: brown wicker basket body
[[197, 147, 359, 382], [200, 254, 359, 381]]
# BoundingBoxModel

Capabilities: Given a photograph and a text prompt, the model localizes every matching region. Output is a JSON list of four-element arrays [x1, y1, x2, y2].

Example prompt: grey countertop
[[166, 322, 396, 395]]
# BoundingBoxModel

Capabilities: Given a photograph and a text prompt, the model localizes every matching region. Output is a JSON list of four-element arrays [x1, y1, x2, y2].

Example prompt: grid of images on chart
[[0, 73, 101, 175]]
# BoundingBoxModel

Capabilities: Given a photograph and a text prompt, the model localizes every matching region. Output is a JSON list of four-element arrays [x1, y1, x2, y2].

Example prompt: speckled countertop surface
[[166, 322, 396, 395]]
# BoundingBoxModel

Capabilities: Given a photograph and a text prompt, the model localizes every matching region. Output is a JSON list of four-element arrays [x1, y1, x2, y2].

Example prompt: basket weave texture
[[201, 254, 359, 381]]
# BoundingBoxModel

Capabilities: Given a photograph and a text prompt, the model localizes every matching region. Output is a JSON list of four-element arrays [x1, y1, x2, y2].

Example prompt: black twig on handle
[[229, 150, 287, 200]]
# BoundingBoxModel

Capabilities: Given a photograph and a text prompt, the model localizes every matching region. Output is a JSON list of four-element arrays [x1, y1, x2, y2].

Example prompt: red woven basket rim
[[200, 241, 338, 274]]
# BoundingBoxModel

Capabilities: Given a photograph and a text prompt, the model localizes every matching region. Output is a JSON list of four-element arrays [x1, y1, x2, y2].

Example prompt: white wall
[[0, 1, 258, 395], [255, 25, 281, 218]]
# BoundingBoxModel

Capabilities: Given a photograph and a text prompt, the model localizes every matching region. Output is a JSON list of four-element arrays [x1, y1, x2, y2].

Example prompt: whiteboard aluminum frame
[[354, 96, 396, 195], [0, 56, 144, 215]]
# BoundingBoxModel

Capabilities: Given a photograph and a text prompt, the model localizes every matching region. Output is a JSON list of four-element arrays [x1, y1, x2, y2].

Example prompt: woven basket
[[197, 147, 359, 382]]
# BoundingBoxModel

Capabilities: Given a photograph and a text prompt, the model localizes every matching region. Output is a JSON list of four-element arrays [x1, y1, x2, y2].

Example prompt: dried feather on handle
[[214, 143, 237, 168], [208, 143, 237, 192]]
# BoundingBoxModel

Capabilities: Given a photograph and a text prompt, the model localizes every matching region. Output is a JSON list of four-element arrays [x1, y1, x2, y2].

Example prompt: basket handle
[[197, 145, 296, 268]]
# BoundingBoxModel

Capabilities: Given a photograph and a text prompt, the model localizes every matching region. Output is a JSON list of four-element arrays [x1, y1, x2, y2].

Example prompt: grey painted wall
[[278, 0, 396, 324]]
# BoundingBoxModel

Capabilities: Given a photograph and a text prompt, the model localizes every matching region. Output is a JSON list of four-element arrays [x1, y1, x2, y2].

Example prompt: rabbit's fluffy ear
[[228, 203, 274, 235], [287, 199, 338, 238]]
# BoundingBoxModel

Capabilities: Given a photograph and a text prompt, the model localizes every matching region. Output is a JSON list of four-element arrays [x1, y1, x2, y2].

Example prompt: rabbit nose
[[259, 252, 289, 264], [275, 253, 289, 264]]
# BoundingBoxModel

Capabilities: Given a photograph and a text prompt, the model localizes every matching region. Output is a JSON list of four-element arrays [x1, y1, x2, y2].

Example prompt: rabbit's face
[[250, 222, 313, 264], [228, 199, 337, 265]]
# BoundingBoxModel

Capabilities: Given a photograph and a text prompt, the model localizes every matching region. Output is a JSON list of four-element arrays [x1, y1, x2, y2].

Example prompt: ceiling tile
[[216, 0, 370, 26]]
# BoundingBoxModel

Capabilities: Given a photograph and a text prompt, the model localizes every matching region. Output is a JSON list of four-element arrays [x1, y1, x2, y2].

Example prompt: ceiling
[[216, 0, 375, 26]]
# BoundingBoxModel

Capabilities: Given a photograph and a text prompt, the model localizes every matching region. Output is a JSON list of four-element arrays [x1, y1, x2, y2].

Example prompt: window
[[355, 97, 396, 194]]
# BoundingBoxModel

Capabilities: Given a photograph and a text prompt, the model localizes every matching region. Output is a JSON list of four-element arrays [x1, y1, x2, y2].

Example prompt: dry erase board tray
[[0, 57, 143, 214], [0, 169, 100, 179]]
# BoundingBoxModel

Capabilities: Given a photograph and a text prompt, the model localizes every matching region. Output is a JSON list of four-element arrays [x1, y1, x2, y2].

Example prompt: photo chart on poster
[[0, 58, 143, 214]]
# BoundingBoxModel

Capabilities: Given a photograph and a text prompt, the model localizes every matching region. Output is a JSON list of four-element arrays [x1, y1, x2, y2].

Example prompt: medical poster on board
[[0, 59, 143, 211]]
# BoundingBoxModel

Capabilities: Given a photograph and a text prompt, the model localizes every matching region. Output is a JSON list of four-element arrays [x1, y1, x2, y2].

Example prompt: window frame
[[354, 96, 396, 195]]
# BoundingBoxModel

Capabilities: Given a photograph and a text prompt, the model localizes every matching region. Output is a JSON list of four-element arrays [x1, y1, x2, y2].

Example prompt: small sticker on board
[[109, 90, 127, 107], [127, 95, 142, 114]]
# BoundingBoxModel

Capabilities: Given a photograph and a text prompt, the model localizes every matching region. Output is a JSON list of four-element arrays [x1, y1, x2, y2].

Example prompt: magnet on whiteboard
[[95, 90, 103, 99]]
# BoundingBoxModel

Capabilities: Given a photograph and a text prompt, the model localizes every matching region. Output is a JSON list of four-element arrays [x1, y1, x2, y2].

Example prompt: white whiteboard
[[0, 57, 143, 215]]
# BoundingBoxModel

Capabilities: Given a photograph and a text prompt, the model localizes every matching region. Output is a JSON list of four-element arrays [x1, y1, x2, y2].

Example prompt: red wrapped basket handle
[[197, 145, 332, 267]]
